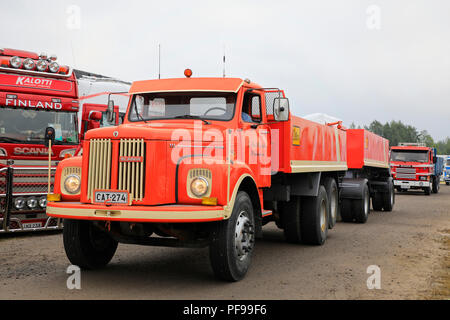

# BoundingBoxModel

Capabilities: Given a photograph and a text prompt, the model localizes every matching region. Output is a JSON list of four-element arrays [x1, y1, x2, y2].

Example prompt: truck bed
[[346, 129, 389, 169]]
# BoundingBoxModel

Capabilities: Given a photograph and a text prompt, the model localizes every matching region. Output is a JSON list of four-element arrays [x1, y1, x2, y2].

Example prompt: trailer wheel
[[382, 179, 395, 212], [352, 183, 370, 223], [279, 196, 302, 243], [323, 177, 338, 229], [209, 191, 255, 281], [340, 199, 354, 222], [372, 193, 383, 211], [63, 219, 118, 269], [301, 186, 328, 245]]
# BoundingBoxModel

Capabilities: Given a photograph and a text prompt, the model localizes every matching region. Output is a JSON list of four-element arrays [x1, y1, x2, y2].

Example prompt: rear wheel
[[63, 219, 118, 269], [446, 182, 449, 186], [432, 177, 439, 194], [279, 196, 302, 243], [301, 186, 328, 245], [323, 177, 338, 229], [382, 179, 395, 212], [209, 191, 255, 282], [340, 199, 354, 222], [353, 183, 370, 223], [372, 193, 383, 211]]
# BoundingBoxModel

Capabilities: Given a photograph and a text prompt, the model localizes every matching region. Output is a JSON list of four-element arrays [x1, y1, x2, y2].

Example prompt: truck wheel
[[209, 191, 255, 281], [372, 193, 383, 211], [382, 179, 395, 212], [446, 182, 449, 186], [424, 187, 431, 195], [323, 177, 338, 229], [63, 219, 118, 269], [340, 199, 354, 222], [353, 183, 370, 223], [432, 177, 439, 194], [279, 196, 302, 243], [301, 186, 328, 245]]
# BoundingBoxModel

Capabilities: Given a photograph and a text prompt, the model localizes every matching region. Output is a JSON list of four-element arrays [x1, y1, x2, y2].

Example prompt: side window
[[242, 93, 262, 123]]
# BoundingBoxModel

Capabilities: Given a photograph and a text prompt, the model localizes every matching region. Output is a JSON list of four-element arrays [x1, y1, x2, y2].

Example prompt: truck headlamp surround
[[26, 197, 38, 209], [14, 197, 26, 210], [190, 176, 209, 197], [64, 174, 81, 194], [49, 61, 60, 73], [36, 59, 48, 71], [39, 196, 47, 208], [9, 56, 22, 68], [23, 58, 35, 70]]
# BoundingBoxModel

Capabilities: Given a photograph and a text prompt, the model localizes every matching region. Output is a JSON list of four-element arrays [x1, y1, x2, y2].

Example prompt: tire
[[353, 183, 370, 223], [209, 191, 255, 281], [382, 179, 395, 212], [432, 177, 439, 194], [340, 199, 354, 222], [300, 186, 328, 245], [279, 196, 302, 243], [372, 193, 383, 211], [424, 187, 431, 195], [446, 182, 449, 186], [63, 219, 118, 269], [323, 177, 338, 229]]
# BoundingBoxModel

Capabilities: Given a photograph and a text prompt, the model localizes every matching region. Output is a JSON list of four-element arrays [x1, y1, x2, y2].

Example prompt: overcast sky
[[1, 0, 449, 140]]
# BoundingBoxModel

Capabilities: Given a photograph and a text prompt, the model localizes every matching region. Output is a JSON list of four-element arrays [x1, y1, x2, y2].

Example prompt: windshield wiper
[[173, 115, 210, 125]]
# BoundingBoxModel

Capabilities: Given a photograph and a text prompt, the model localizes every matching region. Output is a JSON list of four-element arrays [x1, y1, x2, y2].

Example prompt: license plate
[[93, 190, 129, 205], [401, 185, 410, 189], [23, 222, 42, 229]]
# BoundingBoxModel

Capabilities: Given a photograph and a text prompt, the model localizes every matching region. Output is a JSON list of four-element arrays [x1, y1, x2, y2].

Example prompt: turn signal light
[[202, 197, 217, 206], [47, 193, 61, 202]]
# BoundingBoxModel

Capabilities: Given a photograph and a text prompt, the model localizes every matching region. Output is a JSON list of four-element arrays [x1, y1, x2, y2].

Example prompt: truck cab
[[390, 143, 440, 195], [444, 156, 450, 185]]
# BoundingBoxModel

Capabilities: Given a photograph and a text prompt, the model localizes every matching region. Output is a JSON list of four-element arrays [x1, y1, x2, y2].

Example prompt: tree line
[[349, 120, 450, 155]]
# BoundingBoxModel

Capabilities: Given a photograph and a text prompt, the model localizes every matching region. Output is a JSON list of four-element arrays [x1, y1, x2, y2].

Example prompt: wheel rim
[[320, 200, 327, 232], [364, 190, 369, 215], [390, 187, 394, 205], [330, 188, 337, 221], [234, 211, 254, 261]]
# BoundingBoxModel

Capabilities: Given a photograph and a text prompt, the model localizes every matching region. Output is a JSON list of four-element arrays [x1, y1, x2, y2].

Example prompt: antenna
[[222, 44, 226, 78], [158, 44, 161, 79]]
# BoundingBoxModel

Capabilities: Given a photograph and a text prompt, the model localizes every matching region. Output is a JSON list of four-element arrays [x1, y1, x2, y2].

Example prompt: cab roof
[[129, 77, 247, 94]]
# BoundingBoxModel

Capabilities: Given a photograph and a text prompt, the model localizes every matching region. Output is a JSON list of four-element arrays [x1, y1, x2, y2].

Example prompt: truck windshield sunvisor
[[390, 150, 428, 163], [0, 107, 78, 145], [128, 92, 236, 122]]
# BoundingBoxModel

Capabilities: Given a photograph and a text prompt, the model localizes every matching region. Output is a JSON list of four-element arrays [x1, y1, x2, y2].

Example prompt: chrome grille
[[87, 139, 112, 200], [397, 167, 416, 174], [118, 139, 145, 201]]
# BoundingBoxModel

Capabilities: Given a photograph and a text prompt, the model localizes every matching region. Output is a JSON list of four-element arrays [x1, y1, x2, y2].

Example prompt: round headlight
[[190, 177, 209, 197], [14, 197, 26, 209], [64, 174, 81, 194], [36, 59, 48, 71], [23, 58, 35, 70], [49, 61, 60, 73], [39, 196, 47, 208], [26, 197, 38, 209], [9, 56, 22, 68]]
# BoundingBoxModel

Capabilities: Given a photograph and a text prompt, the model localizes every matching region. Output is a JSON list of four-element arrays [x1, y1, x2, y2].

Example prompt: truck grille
[[0, 168, 54, 195], [397, 173, 416, 180], [87, 139, 112, 200], [118, 139, 145, 202], [397, 167, 416, 174], [396, 167, 416, 180], [86, 138, 145, 202]]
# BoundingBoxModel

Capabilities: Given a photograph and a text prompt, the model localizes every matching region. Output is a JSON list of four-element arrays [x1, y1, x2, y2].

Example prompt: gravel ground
[[1, 184, 449, 300]]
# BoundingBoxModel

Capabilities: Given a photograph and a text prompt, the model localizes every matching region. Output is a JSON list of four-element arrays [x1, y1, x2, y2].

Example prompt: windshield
[[0, 107, 78, 144], [390, 150, 429, 163], [128, 92, 236, 122]]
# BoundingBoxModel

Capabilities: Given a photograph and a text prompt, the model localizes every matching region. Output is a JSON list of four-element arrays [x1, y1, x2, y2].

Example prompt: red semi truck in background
[[46, 72, 394, 281], [390, 143, 443, 195], [0, 48, 130, 233]]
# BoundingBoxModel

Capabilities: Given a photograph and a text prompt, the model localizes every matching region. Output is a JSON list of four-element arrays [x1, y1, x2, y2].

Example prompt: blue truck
[[444, 156, 450, 185]]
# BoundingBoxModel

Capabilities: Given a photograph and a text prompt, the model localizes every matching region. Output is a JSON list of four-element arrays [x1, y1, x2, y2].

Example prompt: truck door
[[81, 103, 120, 138], [240, 90, 271, 188]]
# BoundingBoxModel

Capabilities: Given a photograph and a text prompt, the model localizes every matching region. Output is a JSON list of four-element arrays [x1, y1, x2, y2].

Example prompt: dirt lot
[[1, 185, 449, 300]]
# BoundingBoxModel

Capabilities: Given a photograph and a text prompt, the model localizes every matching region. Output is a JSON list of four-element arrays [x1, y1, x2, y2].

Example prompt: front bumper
[[394, 180, 430, 188], [46, 201, 227, 223]]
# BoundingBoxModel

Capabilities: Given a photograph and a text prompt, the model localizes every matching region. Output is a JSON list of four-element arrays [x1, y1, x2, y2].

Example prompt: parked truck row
[[45, 72, 395, 281], [0, 48, 130, 232]]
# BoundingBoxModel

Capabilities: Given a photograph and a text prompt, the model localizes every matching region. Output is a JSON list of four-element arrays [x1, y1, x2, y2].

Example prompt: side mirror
[[107, 99, 115, 123], [273, 97, 289, 121], [88, 111, 102, 121]]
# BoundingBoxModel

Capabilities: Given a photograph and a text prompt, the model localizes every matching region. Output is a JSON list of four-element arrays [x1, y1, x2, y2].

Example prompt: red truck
[[0, 48, 129, 233], [390, 143, 443, 195], [46, 72, 394, 281]]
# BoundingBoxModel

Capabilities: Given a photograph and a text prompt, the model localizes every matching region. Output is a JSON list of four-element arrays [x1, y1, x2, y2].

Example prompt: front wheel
[[63, 219, 118, 269], [209, 191, 255, 282], [424, 187, 431, 195]]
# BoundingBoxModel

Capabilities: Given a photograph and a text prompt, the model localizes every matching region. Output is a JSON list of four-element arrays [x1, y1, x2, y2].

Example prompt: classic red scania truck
[[0, 48, 129, 233], [47, 72, 394, 281]]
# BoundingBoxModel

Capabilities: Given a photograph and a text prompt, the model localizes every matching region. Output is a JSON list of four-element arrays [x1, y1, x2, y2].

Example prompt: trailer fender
[[339, 178, 368, 200]]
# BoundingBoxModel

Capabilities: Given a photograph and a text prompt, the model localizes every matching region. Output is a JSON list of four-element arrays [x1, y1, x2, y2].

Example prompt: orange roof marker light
[[184, 68, 193, 78]]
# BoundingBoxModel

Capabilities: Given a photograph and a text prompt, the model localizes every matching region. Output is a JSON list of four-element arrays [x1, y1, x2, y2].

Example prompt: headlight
[[59, 148, 77, 158], [23, 58, 35, 70], [26, 197, 38, 209], [14, 197, 26, 210], [64, 174, 81, 194], [9, 56, 22, 68], [49, 61, 60, 73], [420, 176, 428, 181], [36, 59, 48, 71], [190, 177, 209, 197], [39, 196, 47, 208]]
